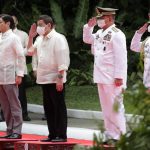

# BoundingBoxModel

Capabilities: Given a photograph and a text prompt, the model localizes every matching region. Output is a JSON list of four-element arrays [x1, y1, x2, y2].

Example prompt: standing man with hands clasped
[[27, 15, 70, 142], [130, 12, 150, 92], [83, 7, 127, 144], [0, 14, 25, 139]]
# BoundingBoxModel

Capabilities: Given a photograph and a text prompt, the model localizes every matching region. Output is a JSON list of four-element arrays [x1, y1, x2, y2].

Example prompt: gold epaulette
[[112, 27, 119, 32]]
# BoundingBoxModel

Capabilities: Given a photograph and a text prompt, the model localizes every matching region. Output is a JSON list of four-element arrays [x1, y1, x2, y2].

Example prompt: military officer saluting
[[83, 7, 127, 144], [130, 12, 150, 92]]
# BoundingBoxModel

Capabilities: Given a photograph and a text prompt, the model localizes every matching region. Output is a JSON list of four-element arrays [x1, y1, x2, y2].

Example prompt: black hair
[[0, 14, 15, 29], [38, 15, 54, 28]]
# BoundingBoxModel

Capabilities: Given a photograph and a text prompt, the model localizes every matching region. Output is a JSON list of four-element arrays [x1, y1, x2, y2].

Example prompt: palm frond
[[49, 0, 66, 35], [73, 0, 89, 39]]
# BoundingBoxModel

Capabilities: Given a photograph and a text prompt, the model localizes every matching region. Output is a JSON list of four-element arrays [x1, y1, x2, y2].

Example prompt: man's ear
[[47, 23, 52, 29], [6, 22, 10, 28]]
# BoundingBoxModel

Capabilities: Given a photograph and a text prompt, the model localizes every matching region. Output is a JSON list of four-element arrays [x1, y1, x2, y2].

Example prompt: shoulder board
[[112, 27, 119, 32]]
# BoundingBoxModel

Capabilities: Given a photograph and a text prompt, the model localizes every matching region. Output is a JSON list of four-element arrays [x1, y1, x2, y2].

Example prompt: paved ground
[[0, 112, 137, 141], [26, 112, 135, 132], [26, 112, 103, 130], [0, 112, 102, 140]]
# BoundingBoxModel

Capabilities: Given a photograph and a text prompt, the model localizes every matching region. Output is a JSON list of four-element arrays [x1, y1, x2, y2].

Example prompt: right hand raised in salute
[[137, 23, 148, 34], [88, 17, 97, 27], [29, 23, 37, 38]]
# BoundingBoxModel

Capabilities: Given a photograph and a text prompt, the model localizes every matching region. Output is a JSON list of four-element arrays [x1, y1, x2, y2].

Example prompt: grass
[[26, 84, 137, 114]]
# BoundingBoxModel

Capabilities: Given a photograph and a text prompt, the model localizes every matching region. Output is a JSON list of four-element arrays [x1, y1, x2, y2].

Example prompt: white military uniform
[[83, 24, 127, 140], [130, 31, 150, 88]]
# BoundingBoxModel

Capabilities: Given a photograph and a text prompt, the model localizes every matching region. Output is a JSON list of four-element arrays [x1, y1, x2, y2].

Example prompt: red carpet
[[0, 131, 93, 147], [0, 131, 115, 150]]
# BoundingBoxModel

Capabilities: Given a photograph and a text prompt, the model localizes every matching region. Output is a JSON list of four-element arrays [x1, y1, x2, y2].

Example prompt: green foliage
[[49, 0, 66, 34], [67, 68, 93, 86], [68, 49, 93, 85], [73, 0, 89, 39], [116, 82, 150, 150], [31, 4, 42, 23], [91, 133, 104, 150]]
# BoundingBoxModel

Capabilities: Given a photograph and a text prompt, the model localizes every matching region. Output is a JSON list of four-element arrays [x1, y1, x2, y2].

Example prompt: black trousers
[[42, 84, 67, 139], [0, 106, 4, 121], [18, 75, 28, 118]]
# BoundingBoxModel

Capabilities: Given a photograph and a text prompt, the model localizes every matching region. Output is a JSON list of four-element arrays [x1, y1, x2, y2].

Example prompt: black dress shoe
[[40, 137, 51, 142], [0, 111, 5, 122], [51, 137, 67, 142], [23, 116, 31, 121], [0, 134, 12, 138], [7, 133, 22, 139]]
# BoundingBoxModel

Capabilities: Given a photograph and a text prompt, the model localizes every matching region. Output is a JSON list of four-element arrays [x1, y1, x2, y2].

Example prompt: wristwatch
[[57, 74, 63, 79]]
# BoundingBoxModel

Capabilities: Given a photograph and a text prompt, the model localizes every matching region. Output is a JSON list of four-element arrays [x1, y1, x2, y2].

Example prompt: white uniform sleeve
[[13, 36, 25, 77], [32, 50, 38, 71], [83, 24, 95, 44], [54, 35, 70, 71], [113, 32, 127, 79], [130, 31, 143, 52]]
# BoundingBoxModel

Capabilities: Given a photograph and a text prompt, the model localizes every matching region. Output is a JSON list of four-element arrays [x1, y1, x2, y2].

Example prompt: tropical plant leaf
[[49, 0, 66, 34], [73, 0, 89, 39]]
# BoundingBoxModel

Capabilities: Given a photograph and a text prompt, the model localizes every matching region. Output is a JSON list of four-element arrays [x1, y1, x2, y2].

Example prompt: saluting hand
[[115, 78, 123, 87], [88, 17, 97, 27], [29, 23, 37, 38], [137, 23, 148, 34]]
